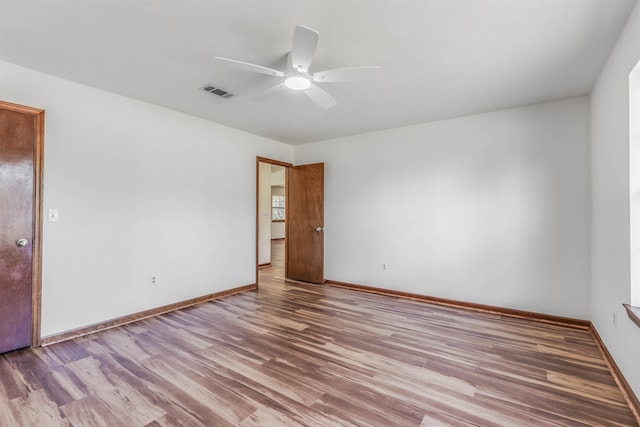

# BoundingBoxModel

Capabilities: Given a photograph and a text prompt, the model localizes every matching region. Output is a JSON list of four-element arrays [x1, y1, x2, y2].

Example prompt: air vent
[[203, 84, 234, 98]]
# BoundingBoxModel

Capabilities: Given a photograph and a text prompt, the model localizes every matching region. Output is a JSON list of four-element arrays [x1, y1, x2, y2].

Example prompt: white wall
[[271, 168, 285, 186], [271, 222, 285, 240], [590, 1, 640, 398], [0, 61, 293, 337], [295, 97, 591, 319]]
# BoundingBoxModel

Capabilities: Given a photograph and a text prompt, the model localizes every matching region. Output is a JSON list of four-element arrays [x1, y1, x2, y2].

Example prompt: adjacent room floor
[[0, 239, 636, 426]]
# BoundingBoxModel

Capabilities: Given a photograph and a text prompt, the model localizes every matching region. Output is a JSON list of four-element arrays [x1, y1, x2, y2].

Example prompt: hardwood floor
[[0, 239, 637, 426]]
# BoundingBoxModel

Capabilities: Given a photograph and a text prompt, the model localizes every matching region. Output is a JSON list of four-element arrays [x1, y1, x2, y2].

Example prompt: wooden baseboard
[[325, 279, 639, 422], [258, 263, 272, 269], [40, 283, 257, 346], [325, 279, 590, 329], [285, 278, 324, 286], [589, 325, 640, 424]]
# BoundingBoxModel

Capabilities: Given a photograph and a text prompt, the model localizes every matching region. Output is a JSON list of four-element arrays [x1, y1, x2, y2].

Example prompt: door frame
[[255, 157, 292, 287], [0, 100, 44, 348]]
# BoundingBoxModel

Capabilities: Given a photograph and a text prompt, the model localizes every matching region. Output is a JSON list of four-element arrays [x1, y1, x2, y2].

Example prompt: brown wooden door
[[286, 163, 324, 284], [0, 103, 41, 352]]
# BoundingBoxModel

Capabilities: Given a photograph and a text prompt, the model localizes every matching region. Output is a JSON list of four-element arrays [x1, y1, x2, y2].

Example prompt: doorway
[[0, 100, 44, 351], [256, 157, 325, 286], [256, 157, 291, 286]]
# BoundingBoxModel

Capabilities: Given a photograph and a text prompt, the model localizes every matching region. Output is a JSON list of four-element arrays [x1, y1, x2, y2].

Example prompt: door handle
[[16, 238, 29, 247], [315, 227, 323, 232]]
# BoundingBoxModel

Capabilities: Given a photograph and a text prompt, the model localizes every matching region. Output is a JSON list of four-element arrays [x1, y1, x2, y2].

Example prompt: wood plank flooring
[[0, 239, 637, 426]]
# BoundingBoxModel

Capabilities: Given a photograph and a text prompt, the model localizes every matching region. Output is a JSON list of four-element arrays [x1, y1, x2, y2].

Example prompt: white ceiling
[[0, 0, 636, 144]]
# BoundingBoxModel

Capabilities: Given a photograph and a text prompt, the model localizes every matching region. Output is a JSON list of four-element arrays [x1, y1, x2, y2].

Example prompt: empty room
[[1, 0, 640, 425]]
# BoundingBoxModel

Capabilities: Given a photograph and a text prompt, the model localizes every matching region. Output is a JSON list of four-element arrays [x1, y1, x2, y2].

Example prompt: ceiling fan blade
[[313, 66, 382, 83], [291, 25, 318, 72], [214, 57, 285, 77], [254, 82, 286, 101], [304, 84, 337, 109]]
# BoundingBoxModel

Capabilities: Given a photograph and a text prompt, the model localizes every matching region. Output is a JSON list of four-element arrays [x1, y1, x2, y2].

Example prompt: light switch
[[48, 209, 59, 222]]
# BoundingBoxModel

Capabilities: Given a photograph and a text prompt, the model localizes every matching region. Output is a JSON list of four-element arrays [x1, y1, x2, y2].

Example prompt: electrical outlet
[[613, 312, 617, 327], [150, 276, 158, 286], [383, 263, 388, 271]]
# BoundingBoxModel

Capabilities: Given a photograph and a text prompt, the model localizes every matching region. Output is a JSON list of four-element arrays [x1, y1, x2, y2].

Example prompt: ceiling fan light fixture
[[215, 25, 380, 108], [285, 76, 311, 91]]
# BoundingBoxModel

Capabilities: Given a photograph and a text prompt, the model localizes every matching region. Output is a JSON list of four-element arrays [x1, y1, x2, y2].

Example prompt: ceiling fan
[[214, 25, 381, 109]]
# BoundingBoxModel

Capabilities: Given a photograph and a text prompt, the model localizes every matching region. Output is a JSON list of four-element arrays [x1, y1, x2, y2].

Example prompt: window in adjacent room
[[272, 195, 285, 221]]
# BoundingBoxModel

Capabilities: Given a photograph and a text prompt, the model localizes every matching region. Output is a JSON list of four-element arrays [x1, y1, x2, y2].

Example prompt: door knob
[[315, 227, 323, 232], [16, 238, 28, 247]]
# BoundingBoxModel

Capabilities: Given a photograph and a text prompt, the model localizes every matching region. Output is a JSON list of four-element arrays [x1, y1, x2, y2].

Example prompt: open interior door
[[0, 101, 42, 352], [286, 163, 324, 284]]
